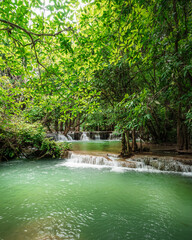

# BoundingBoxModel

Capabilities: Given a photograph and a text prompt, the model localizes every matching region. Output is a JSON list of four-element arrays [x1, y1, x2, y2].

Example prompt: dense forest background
[[0, 0, 192, 160]]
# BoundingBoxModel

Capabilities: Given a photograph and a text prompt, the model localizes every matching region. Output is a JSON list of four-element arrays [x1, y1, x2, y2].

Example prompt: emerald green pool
[[0, 159, 192, 240], [71, 140, 121, 154]]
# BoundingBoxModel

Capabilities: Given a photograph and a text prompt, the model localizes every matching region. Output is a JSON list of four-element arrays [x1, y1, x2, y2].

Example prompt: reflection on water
[[0, 159, 192, 240], [70, 140, 192, 162], [71, 140, 121, 154]]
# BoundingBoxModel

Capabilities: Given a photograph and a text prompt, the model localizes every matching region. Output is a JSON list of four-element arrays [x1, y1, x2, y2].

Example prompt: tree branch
[[0, 18, 72, 36]]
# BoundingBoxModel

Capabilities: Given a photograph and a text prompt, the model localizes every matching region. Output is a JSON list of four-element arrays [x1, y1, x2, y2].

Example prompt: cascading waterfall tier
[[67, 134, 73, 141], [80, 132, 90, 141], [108, 133, 122, 140], [48, 131, 121, 141], [58, 152, 192, 174], [57, 133, 68, 141], [132, 156, 192, 172], [94, 134, 100, 140], [57, 133, 74, 141]]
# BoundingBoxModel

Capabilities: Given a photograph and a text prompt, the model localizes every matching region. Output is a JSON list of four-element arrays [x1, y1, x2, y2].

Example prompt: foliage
[[0, 117, 70, 161], [186, 108, 192, 131], [0, 0, 192, 156]]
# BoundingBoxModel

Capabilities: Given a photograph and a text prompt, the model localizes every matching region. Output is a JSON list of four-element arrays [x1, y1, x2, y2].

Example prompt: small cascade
[[80, 132, 90, 141], [68, 132, 75, 140], [58, 153, 192, 174], [69, 153, 116, 166], [57, 133, 74, 141], [134, 157, 192, 173], [108, 133, 121, 141], [58, 152, 121, 169], [57, 134, 68, 141], [55, 131, 117, 141], [94, 134, 100, 140], [108, 133, 113, 140], [67, 134, 73, 141]]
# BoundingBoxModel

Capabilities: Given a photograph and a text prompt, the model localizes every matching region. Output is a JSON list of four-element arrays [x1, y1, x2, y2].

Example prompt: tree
[[76, 0, 192, 151], [0, 0, 191, 160]]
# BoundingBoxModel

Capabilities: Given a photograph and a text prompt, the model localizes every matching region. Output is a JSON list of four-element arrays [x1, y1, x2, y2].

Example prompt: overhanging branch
[[0, 18, 72, 36]]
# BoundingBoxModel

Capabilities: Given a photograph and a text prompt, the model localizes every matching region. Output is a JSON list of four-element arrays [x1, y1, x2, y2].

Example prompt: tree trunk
[[140, 127, 143, 152], [183, 125, 189, 150], [132, 129, 138, 152], [177, 103, 183, 150], [75, 119, 80, 131], [60, 122, 63, 132], [64, 120, 70, 136], [125, 130, 131, 154], [177, 104, 189, 150], [54, 119, 58, 133], [121, 132, 127, 156]]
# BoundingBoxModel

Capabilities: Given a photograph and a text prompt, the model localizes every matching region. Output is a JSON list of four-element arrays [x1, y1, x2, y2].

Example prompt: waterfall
[[80, 132, 90, 141], [136, 157, 192, 173], [67, 134, 73, 141], [57, 134, 68, 141], [57, 153, 192, 174], [57, 133, 73, 141], [108, 133, 121, 140], [95, 134, 100, 140], [108, 133, 113, 140], [55, 131, 118, 141], [68, 132, 74, 140], [58, 152, 120, 169]]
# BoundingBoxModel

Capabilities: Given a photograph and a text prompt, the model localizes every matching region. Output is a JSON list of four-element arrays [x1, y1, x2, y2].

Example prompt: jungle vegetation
[[0, 0, 192, 159]]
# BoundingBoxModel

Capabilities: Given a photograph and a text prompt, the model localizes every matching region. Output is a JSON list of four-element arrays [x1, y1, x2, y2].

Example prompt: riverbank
[[70, 141, 192, 164]]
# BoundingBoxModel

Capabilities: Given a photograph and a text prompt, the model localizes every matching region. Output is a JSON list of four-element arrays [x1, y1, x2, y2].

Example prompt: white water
[[57, 134, 68, 141], [58, 153, 192, 176], [95, 134, 100, 140], [57, 134, 74, 141], [67, 134, 73, 141], [1, 159, 192, 240], [80, 132, 90, 141], [54, 132, 121, 141], [108, 133, 121, 141]]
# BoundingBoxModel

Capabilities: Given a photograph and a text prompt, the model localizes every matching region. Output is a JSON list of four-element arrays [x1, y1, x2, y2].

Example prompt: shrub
[[0, 117, 71, 161]]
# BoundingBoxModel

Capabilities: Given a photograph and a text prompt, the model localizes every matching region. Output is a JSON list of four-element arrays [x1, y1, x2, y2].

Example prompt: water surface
[[0, 159, 192, 240], [71, 140, 121, 154]]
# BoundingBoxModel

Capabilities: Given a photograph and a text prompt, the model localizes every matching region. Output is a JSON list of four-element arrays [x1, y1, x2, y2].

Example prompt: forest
[[0, 0, 192, 160], [1, 1, 192, 239]]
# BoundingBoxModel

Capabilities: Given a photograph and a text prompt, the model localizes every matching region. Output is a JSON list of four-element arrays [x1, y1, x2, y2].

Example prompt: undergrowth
[[0, 117, 70, 161]]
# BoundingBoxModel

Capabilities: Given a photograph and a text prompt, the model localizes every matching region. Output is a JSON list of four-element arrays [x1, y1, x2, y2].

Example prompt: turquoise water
[[0, 159, 192, 240], [71, 140, 121, 154]]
